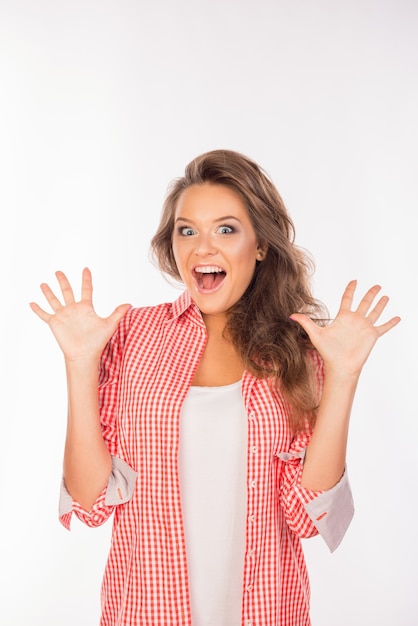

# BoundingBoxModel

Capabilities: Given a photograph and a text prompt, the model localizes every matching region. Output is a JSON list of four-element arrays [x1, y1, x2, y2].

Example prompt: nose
[[194, 233, 217, 257]]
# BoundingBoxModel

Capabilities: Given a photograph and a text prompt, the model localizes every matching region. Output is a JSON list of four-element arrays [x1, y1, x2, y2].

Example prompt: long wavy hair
[[151, 149, 328, 432]]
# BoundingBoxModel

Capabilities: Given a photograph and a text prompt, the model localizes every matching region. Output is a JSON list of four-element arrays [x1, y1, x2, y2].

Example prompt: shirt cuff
[[278, 449, 354, 551], [298, 470, 355, 552], [104, 456, 138, 506], [59, 456, 138, 529]]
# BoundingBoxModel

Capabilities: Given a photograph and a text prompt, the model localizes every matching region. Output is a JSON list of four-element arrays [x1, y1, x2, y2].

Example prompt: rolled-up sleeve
[[297, 467, 354, 552], [59, 456, 138, 530], [278, 446, 354, 552]]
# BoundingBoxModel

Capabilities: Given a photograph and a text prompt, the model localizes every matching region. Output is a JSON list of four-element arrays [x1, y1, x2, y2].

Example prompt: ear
[[256, 243, 268, 261]]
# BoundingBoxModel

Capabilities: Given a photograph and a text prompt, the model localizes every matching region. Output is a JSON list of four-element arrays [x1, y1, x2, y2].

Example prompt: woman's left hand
[[290, 280, 401, 378]]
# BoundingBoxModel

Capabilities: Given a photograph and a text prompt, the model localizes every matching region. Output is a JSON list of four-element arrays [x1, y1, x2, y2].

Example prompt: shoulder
[[123, 291, 199, 333], [100, 302, 173, 371], [126, 301, 173, 325], [99, 302, 172, 374], [103, 302, 171, 348], [118, 301, 176, 339]]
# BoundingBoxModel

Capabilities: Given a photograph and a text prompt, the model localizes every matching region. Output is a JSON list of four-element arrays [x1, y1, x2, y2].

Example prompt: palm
[[30, 268, 131, 362], [290, 281, 400, 377]]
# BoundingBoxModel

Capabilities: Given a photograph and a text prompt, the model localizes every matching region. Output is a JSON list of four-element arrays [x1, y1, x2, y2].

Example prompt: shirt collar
[[170, 290, 205, 327]]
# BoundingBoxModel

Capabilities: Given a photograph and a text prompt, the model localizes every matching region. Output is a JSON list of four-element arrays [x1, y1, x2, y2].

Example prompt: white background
[[0, 1, 416, 624]]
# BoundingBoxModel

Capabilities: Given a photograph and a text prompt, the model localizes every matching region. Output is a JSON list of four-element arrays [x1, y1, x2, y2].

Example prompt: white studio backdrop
[[0, 1, 416, 624]]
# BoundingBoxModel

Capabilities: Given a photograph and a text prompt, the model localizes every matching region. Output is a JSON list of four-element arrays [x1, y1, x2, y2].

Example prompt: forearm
[[293, 281, 400, 491], [300, 369, 359, 491], [63, 357, 112, 511]]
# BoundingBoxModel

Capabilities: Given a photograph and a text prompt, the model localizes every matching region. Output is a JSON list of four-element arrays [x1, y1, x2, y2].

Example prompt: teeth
[[194, 266, 225, 274]]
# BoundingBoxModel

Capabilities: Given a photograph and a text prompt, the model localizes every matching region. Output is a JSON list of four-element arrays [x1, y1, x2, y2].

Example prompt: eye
[[217, 225, 234, 234], [178, 226, 196, 236]]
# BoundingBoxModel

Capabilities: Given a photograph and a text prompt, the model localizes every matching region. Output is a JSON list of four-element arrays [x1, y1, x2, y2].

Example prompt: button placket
[[245, 405, 257, 618]]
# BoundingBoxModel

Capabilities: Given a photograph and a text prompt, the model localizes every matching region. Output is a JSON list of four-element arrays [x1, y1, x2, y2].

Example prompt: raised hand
[[30, 268, 131, 362], [290, 281, 401, 378]]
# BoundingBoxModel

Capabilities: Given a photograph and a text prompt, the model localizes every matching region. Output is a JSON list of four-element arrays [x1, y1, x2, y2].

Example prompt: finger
[[29, 301, 52, 323], [55, 271, 76, 305], [40, 282, 64, 312], [337, 280, 357, 313], [376, 315, 401, 337], [107, 303, 131, 327], [81, 267, 93, 302], [366, 295, 389, 325], [356, 284, 382, 316], [289, 313, 319, 342]]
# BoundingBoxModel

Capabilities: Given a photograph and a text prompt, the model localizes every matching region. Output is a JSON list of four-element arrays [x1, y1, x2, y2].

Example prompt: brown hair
[[151, 149, 328, 432]]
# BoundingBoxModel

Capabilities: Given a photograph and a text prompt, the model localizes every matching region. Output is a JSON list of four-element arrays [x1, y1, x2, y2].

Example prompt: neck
[[201, 312, 228, 338]]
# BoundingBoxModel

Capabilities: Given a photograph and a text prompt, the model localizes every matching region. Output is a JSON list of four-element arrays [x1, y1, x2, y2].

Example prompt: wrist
[[65, 353, 101, 375], [323, 362, 362, 384]]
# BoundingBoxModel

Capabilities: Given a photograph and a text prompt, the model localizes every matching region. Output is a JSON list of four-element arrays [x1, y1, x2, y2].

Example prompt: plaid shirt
[[60, 290, 354, 626]]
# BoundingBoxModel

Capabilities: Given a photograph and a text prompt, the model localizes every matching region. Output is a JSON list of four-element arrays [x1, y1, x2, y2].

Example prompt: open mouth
[[192, 265, 227, 292]]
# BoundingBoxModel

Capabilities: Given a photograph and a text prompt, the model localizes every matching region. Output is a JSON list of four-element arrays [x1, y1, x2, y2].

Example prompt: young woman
[[30, 150, 400, 626]]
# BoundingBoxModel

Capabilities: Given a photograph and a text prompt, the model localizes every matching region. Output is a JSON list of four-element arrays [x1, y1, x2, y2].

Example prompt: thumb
[[108, 303, 132, 326], [289, 313, 318, 339]]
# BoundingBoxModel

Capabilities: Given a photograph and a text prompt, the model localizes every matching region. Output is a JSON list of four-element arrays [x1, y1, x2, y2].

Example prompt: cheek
[[231, 247, 257, 286], [242, 242, 258, 279], [171, 240, 181, 273], [171, 240, 190, 279], [172, 236, 183, 261], [234, 238, 258, 263]]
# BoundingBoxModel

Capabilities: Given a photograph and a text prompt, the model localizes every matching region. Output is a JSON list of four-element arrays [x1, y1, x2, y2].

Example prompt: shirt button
[[248, 549, 255, 557], [251, 446, 257, 454], [249, 515, 256, 523], [250, 480, 256, 489], [248, 411, 256, 420], [247, 584, 253, 592]]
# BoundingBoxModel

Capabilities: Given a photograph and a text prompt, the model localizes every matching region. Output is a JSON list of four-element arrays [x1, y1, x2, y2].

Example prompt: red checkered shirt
[[60, 290, 354, 626]]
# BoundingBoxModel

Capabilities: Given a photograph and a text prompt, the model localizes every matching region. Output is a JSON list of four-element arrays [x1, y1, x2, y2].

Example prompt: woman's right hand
[[30, 267, 131, 363]]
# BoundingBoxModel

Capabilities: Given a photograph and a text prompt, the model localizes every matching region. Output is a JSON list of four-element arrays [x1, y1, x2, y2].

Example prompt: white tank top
[[179, 380, 248, 626]]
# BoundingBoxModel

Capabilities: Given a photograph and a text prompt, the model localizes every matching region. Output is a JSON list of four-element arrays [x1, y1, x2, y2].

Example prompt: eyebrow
[[174, 215, 241, 224]]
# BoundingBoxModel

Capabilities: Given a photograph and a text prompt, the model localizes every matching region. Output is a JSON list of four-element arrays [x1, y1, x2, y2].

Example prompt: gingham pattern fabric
[[61, 291, 352, 626]]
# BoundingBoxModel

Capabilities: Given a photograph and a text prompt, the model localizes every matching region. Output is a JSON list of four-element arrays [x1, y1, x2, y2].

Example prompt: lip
[[191, 264, 227, 294]]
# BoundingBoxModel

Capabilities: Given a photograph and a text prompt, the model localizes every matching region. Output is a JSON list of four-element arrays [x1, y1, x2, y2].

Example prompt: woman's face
[[172, 183, 263, 323]]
